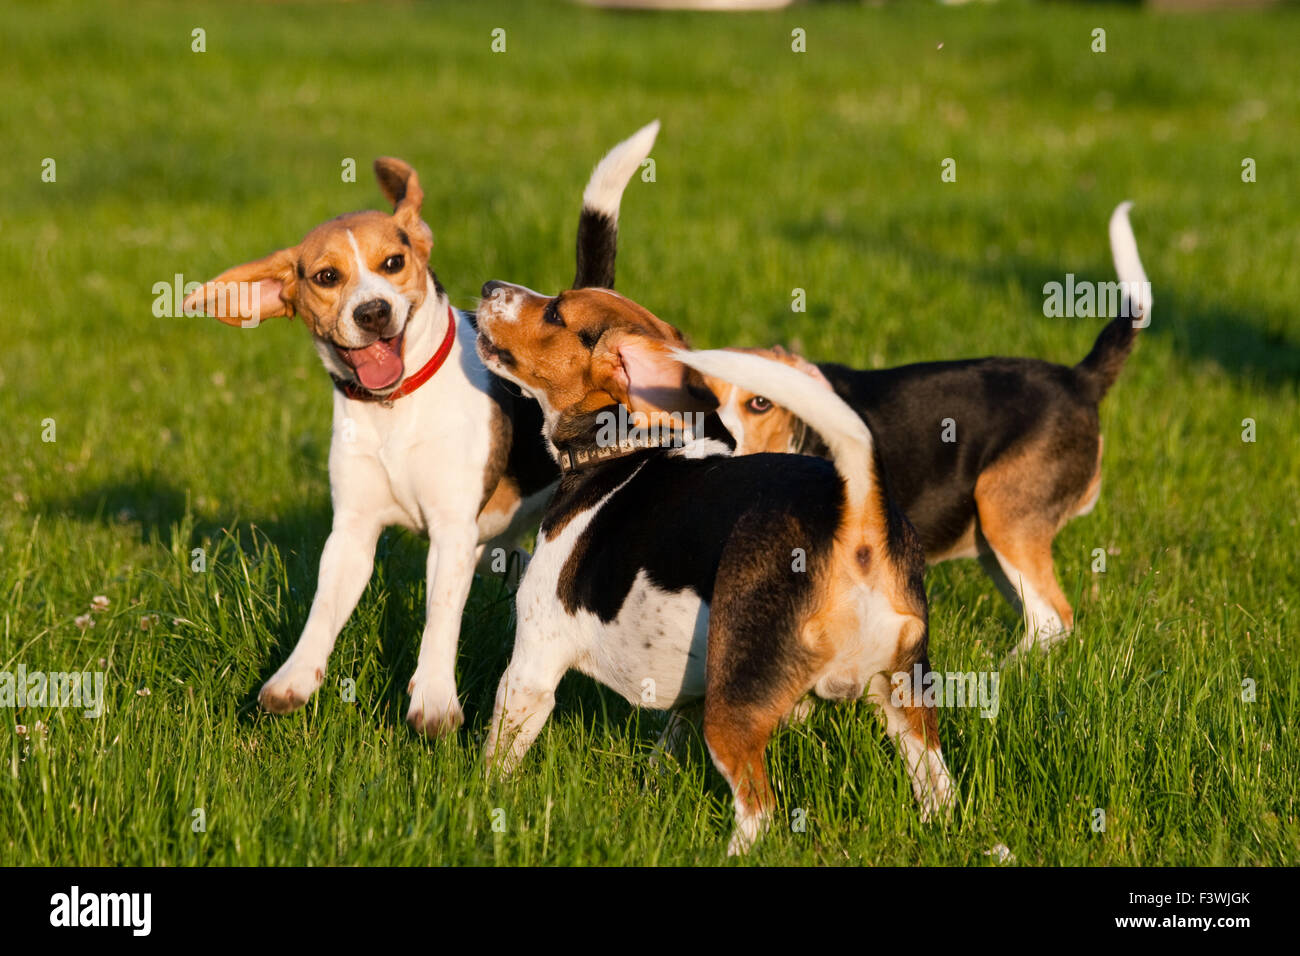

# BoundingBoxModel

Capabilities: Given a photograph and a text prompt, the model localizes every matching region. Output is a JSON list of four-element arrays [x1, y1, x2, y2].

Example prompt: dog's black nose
[[481, 280, 506, 298], [353, 298, 392, 331]]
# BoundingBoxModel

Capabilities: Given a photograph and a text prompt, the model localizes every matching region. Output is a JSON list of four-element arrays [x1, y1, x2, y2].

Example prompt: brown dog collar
[[556, 430, 697, 474]]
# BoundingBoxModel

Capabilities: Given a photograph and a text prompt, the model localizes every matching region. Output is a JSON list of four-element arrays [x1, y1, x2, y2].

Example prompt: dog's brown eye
[[313, 267, 340, 287], [543, 301, 565, 327], [747, 396, 773, 414], [382, 255, 404, 273]]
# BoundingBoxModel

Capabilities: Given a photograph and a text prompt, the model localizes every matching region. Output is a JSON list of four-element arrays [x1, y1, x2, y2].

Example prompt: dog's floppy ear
[[182, 248, 297, 327], [592, 330, 717, 424], [374, 157, 433, 263]]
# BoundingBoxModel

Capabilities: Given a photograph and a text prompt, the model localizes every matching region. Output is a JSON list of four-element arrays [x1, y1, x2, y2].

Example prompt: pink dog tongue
[[344, 339, 404, 390]]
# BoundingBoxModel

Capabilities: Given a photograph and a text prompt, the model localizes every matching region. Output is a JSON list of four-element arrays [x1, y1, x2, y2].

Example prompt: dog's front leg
[[482, 647, 567, 776], [405, 520, 479, 738], [259, 512, 384, 714]]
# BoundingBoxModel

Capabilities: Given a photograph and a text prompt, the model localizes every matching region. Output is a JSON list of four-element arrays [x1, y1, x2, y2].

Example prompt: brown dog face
[[183, 158, 436, 392], [475, 282, 716, 442], [708, 347, 832, 455]]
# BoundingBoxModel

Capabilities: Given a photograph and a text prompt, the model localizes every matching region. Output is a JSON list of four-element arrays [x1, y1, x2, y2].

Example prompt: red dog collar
[[333, 305, 457, 404]]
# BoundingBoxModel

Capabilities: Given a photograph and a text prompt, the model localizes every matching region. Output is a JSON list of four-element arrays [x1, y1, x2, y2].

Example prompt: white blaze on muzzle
[[331, 229, 410, 390]]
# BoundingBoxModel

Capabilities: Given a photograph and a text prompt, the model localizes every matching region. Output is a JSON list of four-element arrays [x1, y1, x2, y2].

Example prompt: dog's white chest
[[328, 355, 494, 535]]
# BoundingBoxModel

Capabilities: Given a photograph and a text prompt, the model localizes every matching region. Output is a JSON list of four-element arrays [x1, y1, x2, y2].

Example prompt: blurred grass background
[[0, 0, 1297, 865]]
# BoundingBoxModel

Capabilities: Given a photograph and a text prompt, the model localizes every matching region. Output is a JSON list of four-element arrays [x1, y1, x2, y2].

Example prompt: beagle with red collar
[[474, 283, 953, 854], [183, 122, 659, 735], [711, 203, 1151, 658]]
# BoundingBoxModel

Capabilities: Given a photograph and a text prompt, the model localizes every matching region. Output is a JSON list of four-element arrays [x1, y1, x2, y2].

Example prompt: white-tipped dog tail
[[574, 120, 660, 290], [1077, 201, 1152, 401], [674, 348, 875, 506], [1109, 200, 1152, 323]]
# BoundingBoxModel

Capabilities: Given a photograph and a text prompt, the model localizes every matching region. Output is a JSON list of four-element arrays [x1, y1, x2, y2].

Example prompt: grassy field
[[2, 0, 1298, 866]]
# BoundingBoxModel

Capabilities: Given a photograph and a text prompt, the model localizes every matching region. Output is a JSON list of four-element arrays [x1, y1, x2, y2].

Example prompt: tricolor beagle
[[183, 122, 660, 735], [710, 203, 1152, 657], [474, 283, 953, 854]]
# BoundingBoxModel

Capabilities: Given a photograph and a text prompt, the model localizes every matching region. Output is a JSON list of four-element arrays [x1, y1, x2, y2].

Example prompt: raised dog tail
[[673, 348, 876, 509], [573, 120, 660, 290], [1076, 201, 1153, 403]]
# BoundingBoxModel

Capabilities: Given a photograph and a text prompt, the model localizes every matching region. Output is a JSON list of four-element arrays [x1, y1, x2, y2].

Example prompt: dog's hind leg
[[973, 454, 1078, 658], [976, 524, 1072, 660], [476, 488, 551, 589], [704, 689, 809, 856], [702, 603, 823, 855], [866, 667, 954, 821]]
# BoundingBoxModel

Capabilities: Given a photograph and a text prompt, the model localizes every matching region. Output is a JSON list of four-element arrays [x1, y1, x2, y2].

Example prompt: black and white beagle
[[474, 283, 953, 854]]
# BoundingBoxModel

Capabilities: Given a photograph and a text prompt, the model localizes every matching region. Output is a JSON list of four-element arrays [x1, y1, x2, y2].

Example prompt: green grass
[[2, 0, 1298, 866]]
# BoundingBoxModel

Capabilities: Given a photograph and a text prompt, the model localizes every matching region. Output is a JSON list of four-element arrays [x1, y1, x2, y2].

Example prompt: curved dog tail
[[1076, 201, 1153, 403], [573, 120, 660, 290], [673, 348, 876, 509]]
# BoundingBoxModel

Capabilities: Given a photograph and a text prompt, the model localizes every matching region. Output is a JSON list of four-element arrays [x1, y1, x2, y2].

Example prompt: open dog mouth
[[336, 331, 405, 391], [476, 330, 515, 369]]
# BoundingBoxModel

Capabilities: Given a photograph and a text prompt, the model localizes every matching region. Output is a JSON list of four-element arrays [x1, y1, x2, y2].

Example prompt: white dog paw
[[915, 758, 956, 822], [726, 809, 770, 857], [259, 660, 325, 714], [405, 676, 464, 739]]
